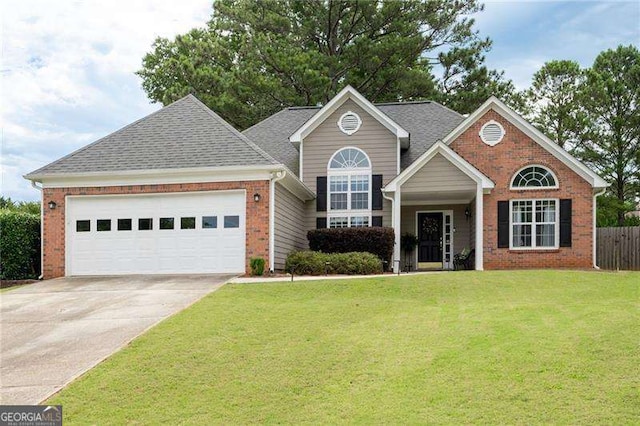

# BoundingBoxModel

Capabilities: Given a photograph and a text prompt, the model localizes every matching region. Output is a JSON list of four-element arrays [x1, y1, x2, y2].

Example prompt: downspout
[[382, 190, 398, 272], [593, 188, 606, 269], [269, 170, 287, 273], [30, 181, 44, 280]]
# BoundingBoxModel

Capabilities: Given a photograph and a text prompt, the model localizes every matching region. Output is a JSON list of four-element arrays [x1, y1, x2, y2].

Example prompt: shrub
[[249, 257, 266, 276], [0, 210, 41, 280], [285, 251, 382, 276], [307, 227, 394, 269]]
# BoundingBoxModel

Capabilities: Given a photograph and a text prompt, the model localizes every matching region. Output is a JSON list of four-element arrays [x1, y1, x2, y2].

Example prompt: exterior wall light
[[253, 193, 261, 202], [48, 201, 57, 210], [465, 207, 471, 220]]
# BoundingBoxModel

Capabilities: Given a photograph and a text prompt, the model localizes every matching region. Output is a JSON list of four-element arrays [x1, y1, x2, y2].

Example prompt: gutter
[[269, 170, 287, 272], [30, 181, 44, 280]]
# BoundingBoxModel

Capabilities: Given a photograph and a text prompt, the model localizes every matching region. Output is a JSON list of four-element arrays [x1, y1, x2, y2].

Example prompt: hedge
[[285, 251, 383, 275], [0, 210, 41, 280], [307, 227, 394, 269]]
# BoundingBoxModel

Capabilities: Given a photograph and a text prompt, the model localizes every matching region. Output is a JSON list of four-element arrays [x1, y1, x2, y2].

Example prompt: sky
[[2, 1, 639, 201]]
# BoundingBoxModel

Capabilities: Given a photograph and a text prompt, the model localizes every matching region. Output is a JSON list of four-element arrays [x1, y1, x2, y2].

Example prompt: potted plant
[[400, 233, 419, 271]]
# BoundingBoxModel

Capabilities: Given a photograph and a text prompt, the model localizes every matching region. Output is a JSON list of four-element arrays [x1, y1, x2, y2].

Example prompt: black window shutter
[[372, 174, 383, 210], [497, 201, 509, 248], [559, 199, 572, 247], [316, 217, 327, 229], [372, 216, 383, 227], [316, 176, 327, 212]]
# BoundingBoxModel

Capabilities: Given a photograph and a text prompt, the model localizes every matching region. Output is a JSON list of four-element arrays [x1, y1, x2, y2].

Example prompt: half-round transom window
[[479, 120, 505, 146], [338, 111, 362, 135], [329, 147, 370, 169], [511, 165, 558, 189]]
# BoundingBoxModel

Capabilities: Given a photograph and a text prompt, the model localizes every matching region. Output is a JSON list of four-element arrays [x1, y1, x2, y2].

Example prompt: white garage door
[[66, 191, 246, 275]]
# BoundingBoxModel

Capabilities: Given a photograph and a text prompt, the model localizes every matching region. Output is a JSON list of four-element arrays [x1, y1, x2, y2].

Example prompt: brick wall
[[450, 110, 594, 269], [41, 181, 270, 279]]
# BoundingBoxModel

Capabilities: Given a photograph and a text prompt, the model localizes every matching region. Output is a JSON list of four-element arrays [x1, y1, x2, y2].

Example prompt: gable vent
[[338, 111, 362, 135], [479, 120, 505, 146]]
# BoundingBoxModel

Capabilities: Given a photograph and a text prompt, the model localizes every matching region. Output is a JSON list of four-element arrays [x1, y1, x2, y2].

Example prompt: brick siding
[[41, 181, 270, 279], [450, 110, 594, 269]]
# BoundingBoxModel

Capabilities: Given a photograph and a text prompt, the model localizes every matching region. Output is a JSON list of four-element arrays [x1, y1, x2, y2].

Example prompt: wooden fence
[[596, 226, 640, 270]]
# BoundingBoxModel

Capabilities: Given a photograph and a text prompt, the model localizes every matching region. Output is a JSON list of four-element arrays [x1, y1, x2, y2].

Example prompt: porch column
[[475, 184, 484, 270], [393, 188, 402, 273]]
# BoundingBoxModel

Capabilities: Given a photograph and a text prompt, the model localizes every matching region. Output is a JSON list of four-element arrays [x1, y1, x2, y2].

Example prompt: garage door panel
[[67, 191, 246, 275]]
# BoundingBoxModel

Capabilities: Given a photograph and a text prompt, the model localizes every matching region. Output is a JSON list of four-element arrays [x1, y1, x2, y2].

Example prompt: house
[[24, 86, 609, 278]]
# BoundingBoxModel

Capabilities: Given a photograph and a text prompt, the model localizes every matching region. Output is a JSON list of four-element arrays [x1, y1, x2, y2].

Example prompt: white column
[[393, 188, 402, 273], [475, 185, 484, 270]]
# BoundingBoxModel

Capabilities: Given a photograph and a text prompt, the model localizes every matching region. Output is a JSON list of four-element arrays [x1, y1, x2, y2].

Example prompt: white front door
[[66, 191, 246, 275]]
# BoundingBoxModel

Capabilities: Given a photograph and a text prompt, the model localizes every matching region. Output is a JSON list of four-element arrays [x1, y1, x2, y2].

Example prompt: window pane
[[329, 217, 349, 228], [513, 166, 557, 188], [536, 224, 555, 247], [536, 200, 556, 223], [330, 193, 348, 210], [202, 216, 217, 229], [181, 217, 196, 229], [512, 200, 532, 223], [159, 217, 174, 230], [97, 219, 111, 232], [350, 175, 369, 192], [138, 218, 153, 230], [329, 175, 348, 192], [350, 216, 369, 227], [224, 215, 239, 228], [351, 192, 368, 210], [76, 220, 90, 232], [117, 219, 132, 231], [512, 224, 532, 247]]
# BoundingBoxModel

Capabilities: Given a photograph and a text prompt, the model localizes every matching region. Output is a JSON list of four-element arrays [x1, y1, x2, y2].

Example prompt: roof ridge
[[25, 95, 196, 178], [186, 95, 279, 166]]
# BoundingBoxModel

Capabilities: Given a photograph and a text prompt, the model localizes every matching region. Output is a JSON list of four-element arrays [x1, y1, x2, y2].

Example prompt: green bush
[[307, 227, 394, 269], [0, 210, 41, 280], [285, 251, 382, 276], [250, 257, 266, 276]]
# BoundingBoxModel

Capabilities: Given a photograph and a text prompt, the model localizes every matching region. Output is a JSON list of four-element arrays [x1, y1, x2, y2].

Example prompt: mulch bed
[[0, 279, 38, 289]]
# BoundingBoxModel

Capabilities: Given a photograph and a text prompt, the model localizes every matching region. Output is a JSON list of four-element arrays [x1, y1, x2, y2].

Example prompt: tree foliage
[[575, 45, 640, 225], [0, 196, 40, 215], [524, 60, 587, 150], [138, 0, 514, 129]]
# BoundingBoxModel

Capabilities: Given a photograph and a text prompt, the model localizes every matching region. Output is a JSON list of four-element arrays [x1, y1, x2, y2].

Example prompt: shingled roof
[[25, 94, 278, 178], [243, 101, 465, 175]]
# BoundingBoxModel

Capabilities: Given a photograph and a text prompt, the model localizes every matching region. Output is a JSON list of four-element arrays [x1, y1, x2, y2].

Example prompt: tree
[[137, 0, 514, 129], [524, 60, 587, 150], [0, 196, 40, 215], [575, 45, 640, 226]]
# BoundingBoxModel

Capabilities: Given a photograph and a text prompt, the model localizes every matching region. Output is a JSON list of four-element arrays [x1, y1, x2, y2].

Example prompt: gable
[[403, 153, 476, 193], [302, 99, 398, 190], [449, 109, 594, 194], [443, 97, 608, 189]]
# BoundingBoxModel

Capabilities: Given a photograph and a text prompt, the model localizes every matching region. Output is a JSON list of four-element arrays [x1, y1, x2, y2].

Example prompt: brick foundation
[[450, 110, 594, 269], [42, 181, 270, 279]]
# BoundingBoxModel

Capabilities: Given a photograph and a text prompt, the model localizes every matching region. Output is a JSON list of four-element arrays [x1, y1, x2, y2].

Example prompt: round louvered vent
[[338, 111, 362, 135], [479, 120, 505, 146]]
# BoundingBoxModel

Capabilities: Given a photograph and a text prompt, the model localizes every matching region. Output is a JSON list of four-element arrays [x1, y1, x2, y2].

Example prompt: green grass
[[49, 271, 639, 424]]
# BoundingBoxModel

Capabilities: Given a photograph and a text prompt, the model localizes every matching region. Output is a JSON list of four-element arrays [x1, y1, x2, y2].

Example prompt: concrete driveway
[[0, 274, 231, 404]]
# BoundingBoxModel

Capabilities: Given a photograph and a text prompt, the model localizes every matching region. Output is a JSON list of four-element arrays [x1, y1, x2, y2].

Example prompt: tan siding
[[403, 154, 475, 193], [274, 183, 308, 270], [302, 99, 397, 229], [400, 204, 471, 267]]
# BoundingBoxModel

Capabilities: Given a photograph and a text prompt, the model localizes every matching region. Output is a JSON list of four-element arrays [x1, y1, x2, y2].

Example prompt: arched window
[[327, 147, 371, 228], [511, 165, 558, 189]]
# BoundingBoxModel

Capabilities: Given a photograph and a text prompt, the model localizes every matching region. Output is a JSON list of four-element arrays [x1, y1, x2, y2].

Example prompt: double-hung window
[[327, 147, 371, 228], [511, 199, 558, 249]]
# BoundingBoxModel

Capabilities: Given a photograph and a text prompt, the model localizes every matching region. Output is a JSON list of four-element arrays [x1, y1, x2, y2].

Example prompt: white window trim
[[509, 198, 560, 250], [479, 120, 505, 146], [510, 165, 559, 190], [327, 147, 372, 227]]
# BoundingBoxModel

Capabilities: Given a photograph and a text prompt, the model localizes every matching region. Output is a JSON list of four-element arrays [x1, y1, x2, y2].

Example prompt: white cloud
[[1, 0, 212, 201]]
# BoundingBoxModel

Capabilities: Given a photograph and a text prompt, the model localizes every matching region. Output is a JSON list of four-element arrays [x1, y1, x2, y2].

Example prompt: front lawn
[[49, 271, 639, 424]]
